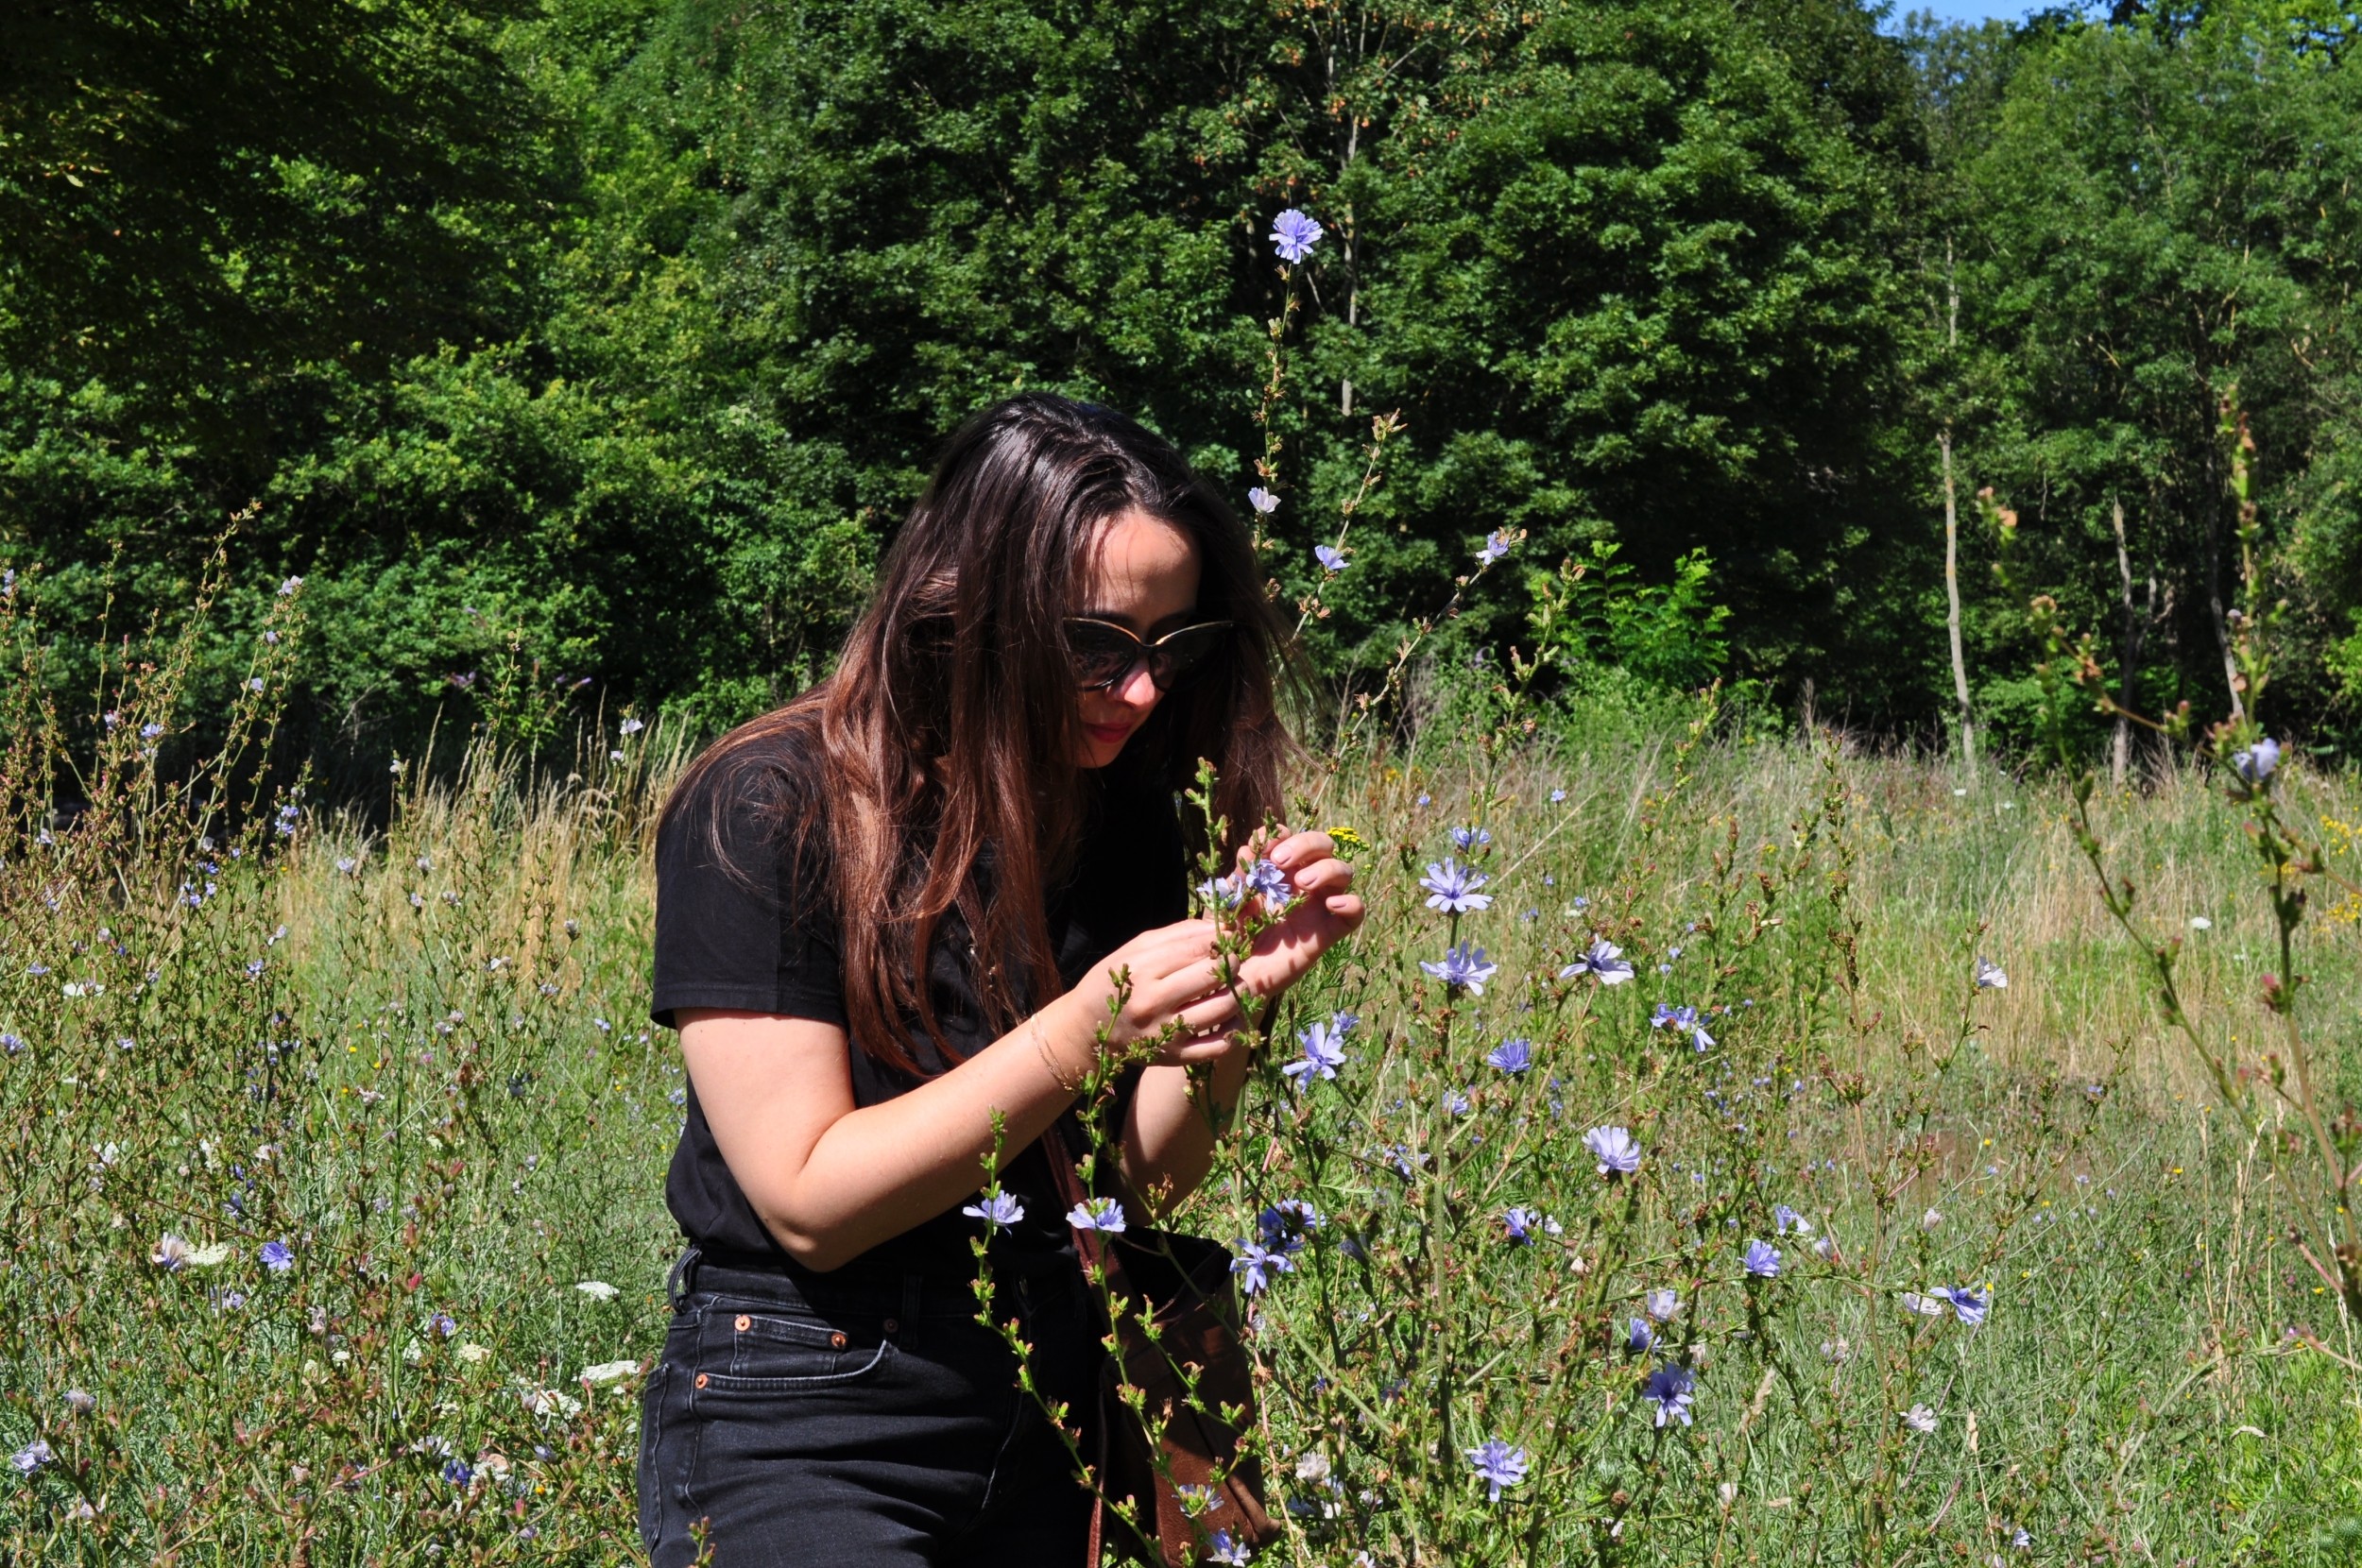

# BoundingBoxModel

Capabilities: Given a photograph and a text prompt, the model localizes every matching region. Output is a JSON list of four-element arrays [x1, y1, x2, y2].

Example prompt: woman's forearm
[[1120, 1044, 1254, 1216], [689, 993, 1100, 1271]]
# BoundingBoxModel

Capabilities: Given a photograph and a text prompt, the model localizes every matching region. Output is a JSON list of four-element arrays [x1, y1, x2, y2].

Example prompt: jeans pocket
[[636, 1359, 673, 1555], [693, 1304, 896, 1393]]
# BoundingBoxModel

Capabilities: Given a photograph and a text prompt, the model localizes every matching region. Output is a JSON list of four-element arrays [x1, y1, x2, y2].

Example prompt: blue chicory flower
[[1627, 1317, 1654, 1354], [1314, 544, 1346, 572], [1282, 1014, 1354, 1087], [1772, 1204, 1807, 1236], [1243, 858, 1293, 905], [1420, 858, 1492, 914], [1502, 1206, 1543, 1244], [963, 1191, 1026, 1228], [1247, 486, 1279, 515], [1645, 1287, 1680, 1322], [1449, 825, 1493, 852], [1558, 938, 1635, 985], [1939, 1285, 1989, 1326], [10, 1439, 54, 1474], [1642, 1363, 1696, 1427], [1232, 1240, 1294, 1295], [1475, 531, 1514, 567], [1258, 1199, 1322, 1253], [1209, 1528, 1253, 1564], [443, 1458, 473, 1488], [1420, 943, 1498, 994], [260, 1239, 294, 1272], [1486, 1037, 1532, 1074], [1270, 209, 1324, 264], [1198, 873, 1244, 910], [2233, 736, 2281, 784], [1266, 208, 1323, 263], [1584, 1125, 1641, 1176], [1743, 1239, 1782, 1278], [1464, 1438, 1528, 1503], [1067, 1198, 1126, 1233]]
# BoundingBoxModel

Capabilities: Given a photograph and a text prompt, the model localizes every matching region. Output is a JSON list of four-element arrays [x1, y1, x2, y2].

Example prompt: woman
[[638, 393, 1363, 1566]]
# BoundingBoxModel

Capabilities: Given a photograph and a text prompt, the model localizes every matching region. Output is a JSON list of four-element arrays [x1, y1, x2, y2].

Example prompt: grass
[[4, 690, 2362, 1564]]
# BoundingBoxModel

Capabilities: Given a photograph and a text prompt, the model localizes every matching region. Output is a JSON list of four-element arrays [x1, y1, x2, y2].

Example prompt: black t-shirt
[[649, 738, 1188, 1274]]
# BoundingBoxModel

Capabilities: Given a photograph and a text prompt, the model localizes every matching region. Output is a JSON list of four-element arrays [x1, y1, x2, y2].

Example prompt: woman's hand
[[1236, 828, 1363, 1001], [1065, 918, 1242, 1068]]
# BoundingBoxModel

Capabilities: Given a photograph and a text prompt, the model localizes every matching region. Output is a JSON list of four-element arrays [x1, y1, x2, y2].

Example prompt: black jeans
[[638, 1247, 1100, 1567]]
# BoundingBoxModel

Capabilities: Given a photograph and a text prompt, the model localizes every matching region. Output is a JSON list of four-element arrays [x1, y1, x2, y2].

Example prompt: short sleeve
[[649, 766, 847, 1031]]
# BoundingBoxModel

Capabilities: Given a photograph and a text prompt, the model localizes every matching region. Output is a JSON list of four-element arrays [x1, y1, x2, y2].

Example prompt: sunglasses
[[1063, 617, 1233, 692]]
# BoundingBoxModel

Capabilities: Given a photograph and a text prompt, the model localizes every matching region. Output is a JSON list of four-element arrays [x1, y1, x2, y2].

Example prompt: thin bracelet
[[1030, 1014, 1087, 1095]]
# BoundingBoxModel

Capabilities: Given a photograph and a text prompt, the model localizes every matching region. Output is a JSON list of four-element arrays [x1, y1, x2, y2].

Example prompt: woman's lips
[[1084, 720, 1134, 746]]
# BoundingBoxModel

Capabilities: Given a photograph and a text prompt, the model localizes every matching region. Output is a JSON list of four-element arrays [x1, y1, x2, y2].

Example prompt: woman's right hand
[[1064, 918, 1240, 1067]]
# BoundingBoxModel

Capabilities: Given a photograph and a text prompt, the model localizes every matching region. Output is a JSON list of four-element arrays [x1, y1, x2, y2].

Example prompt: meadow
[[5, 620, 2361, 1563]]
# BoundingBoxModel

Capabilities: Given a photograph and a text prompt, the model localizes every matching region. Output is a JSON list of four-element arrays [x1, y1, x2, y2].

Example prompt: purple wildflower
[[1067, 1198, 1126, 1234], [1270, 209, 1324, 264], [1243, 858, 1293, 905], [1642, 1364, 1696, 1427], [1558, 938, 1635, 985], [1283, 1014, 1354, 1087], [1939, 1286, 1989, 1326], [1583, 1125, 1641, 1177], [1464, 1439, 1528, 1503], [962, 1191, 1026, 1228], [1420, 943, 1498, 994], [260, 1239, 294, 1272], [1420, 858, 1492, 913], [1485, 1037, 1532, 1074], [1314, 544, 1347, 572], [1743, 1239, 1781, 1278], [1232, 1240, 1293, 1295]]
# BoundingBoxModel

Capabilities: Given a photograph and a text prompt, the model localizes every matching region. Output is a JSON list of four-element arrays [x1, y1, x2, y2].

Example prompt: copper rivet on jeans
[[734, 1314, 750, 1332], [883, 1318, 899, 1335], [830, 1331, 847, 1349], [694, 1372, 709, 1389]]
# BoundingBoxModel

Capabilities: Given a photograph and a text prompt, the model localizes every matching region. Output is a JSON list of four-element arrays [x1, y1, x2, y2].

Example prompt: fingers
[[1158, 1032, 1245, 1067], [1263, 828, 1334, 873], [1174, 991, 1244, 1038], [1283, 855, 1355, 898]]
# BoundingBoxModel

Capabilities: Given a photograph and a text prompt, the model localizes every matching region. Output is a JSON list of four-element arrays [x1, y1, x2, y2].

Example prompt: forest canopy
[[5, 0, 2361, 772]]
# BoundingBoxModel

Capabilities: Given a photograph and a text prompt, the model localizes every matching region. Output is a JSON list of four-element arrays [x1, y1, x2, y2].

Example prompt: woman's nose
[[1116, 662, 1160, 707]]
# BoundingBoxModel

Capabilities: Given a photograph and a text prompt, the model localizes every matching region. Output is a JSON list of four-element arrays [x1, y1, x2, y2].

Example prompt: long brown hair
[[663, 394, 1292, 1074]]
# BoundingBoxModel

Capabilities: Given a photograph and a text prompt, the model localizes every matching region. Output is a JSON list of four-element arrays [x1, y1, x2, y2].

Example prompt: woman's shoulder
[[658, 710, 831, 887]]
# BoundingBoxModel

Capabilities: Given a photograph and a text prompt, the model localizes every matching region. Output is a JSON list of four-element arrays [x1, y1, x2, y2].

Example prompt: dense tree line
[[5, 0, 2360, 771]]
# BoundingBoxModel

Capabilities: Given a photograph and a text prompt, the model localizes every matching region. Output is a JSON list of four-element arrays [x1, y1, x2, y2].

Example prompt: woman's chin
[[1076, 724, 1134, 767]]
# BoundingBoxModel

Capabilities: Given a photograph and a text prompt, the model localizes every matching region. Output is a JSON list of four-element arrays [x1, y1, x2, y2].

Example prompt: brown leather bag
[[1044, 1130, 1279, 1567]]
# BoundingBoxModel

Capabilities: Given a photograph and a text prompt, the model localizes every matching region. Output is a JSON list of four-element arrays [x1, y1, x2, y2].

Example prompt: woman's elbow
[[751, 1202, 859, 1272]]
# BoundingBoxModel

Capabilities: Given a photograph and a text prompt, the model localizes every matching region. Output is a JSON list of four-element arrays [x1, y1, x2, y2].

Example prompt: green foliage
[[10, 0, 2362, 763], [1529, 541, 1732, 692]]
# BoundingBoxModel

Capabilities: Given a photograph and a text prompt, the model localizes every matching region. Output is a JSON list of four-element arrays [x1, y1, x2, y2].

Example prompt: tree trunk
[[1941, 426, 1975, 781], [2202, 446, 2244, 719], [2111, 500, 2135, 784]]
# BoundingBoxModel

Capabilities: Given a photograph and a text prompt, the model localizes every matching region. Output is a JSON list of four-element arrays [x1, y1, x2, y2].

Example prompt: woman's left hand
[[1234, 828, 1363, 1000]]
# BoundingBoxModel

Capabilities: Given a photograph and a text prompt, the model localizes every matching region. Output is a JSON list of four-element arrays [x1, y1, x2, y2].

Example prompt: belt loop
[[899, 1271, 921, 1339], [667, 1245, 704, 1312]]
